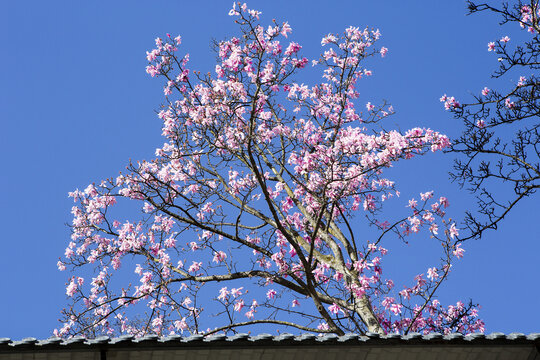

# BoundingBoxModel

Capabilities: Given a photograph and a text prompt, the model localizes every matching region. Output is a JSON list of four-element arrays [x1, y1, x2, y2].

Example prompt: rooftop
[[1, 332, 539, 359]]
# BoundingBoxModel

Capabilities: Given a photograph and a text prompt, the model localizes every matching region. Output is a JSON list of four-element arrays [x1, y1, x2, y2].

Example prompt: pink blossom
[[382, 297, 395, 309], [440, 94, 460, 110], [500, 36, 510, 43], [453, 244, 465, 258], [234, 299, 245, 312], [292, 299, 300, 307], [228, 2, 238, 16], [217, 287, 229, 301], [285, 42, 301, 56], [389, 303, 402, 315], [146, 49, 159, 62], [212, 251, 227, 263], [188, 261, 202, 273], [230, 287, 243, 297], [481, 87, 490, 96], [174, 318, 188, 331], [380, 47, 388, 57], [408, 216, 421, 233], [248, 9, 261, 19], [66, 279, 78, 297], [505, 98, 515, 109], [151, 316, 163, 330], [427, 267, 439, 280], [84, 184, 97, 197], [449, 223, 459, 239], [399, 288, 411, 300], [487, 42, 496, 51], [318, 322, 329, 331], [182, 297, 192, 307], [141, 271, 152, 284], [142, 202, 155, 213], [328, 303, 341, 315], [420, 191, 434, 201], [439, 197, 449, 208], [422, 212, 434, 223], [245, 309, 255, 319], [164, 236, 176, 248], [321, 33, 337, 45], [353, 259, 366, 272], [266, 25, 278, 37], [476, 119, 486, 128], [57, 261, 66, 271], [266, 289, 277, 299], [146, 65, 159, 77], [54, 323, 71, 337], [281, 22, 292, 38], [112, 256, 121, 270], [363, 194, 376, 211], [521, 5, 532, 15]]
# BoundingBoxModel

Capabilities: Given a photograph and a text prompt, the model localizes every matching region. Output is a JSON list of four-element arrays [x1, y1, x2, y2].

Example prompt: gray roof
[[0, 333, 539, 360]]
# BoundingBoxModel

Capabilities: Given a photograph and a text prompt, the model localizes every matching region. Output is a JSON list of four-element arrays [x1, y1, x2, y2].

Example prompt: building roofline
[[1, 332, 539, 353]]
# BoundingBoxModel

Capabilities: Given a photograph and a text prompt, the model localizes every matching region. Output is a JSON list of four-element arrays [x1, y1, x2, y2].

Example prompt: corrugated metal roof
[[0, 333, 539, 360]]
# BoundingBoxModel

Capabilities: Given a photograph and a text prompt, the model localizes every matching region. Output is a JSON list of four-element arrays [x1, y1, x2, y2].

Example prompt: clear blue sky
[[1, 1, 538, 339]]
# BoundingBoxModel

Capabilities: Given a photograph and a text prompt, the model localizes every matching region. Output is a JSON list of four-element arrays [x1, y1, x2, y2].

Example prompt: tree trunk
[[354, 294, 384, 334]]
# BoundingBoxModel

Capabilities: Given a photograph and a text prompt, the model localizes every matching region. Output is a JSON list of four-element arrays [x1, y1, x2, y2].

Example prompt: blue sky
[[1, 1, 538, 339]]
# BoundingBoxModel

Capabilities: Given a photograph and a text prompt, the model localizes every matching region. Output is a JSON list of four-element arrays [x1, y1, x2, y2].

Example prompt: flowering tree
[[443, 0, 540, 240], [57, 3, 484, 337]]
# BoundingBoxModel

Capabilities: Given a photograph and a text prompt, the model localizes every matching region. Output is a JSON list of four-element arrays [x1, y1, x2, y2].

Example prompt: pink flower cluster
[[440, 94, 460, 110]]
